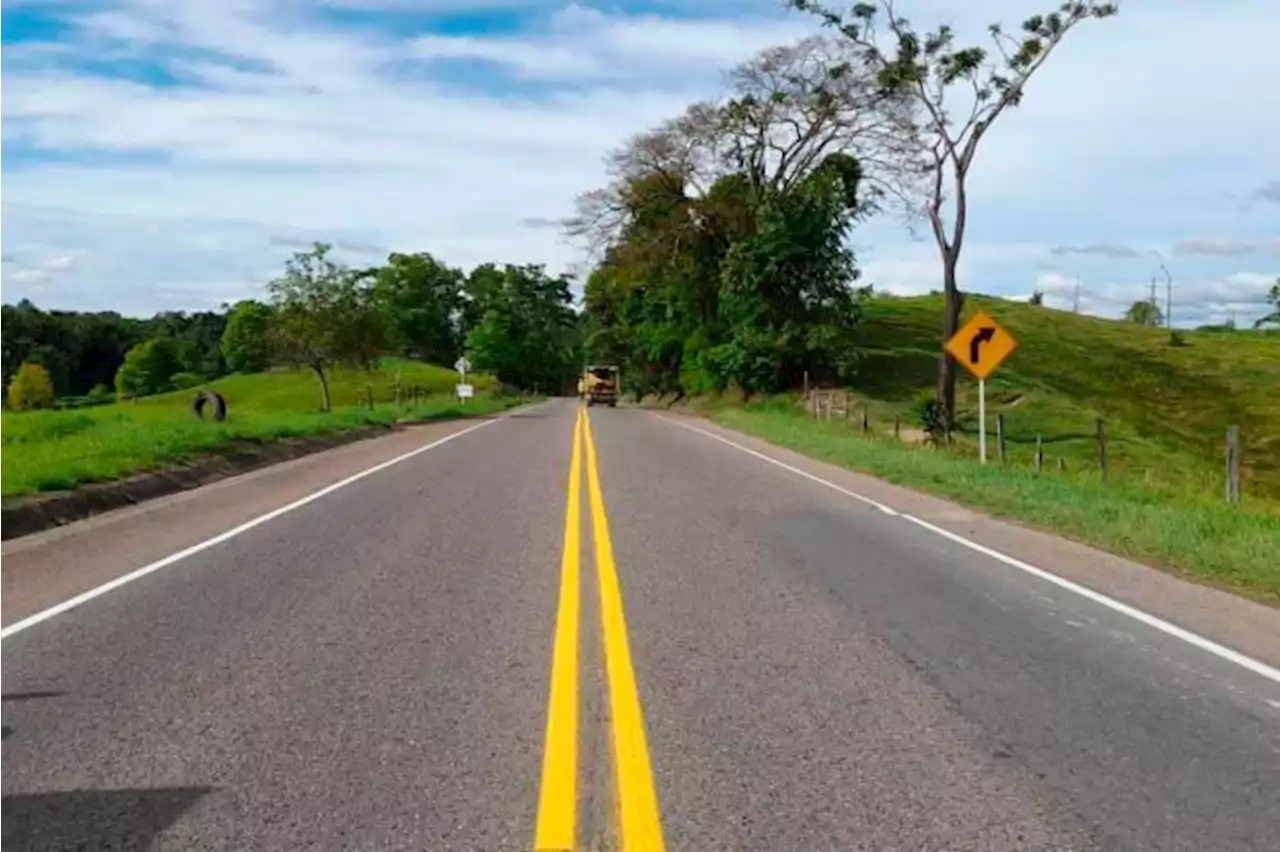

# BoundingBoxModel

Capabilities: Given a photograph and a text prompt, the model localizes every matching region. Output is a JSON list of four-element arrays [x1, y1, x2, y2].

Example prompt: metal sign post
[[944, 310, 1017, 465]]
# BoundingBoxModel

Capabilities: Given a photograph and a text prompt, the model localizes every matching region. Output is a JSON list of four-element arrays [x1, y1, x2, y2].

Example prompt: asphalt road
[[3, 398, 1278, 851]]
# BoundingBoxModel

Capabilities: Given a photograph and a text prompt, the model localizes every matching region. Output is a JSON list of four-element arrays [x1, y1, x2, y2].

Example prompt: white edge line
[[654, 412, 1280, 686], [1, 411, 513, 641]]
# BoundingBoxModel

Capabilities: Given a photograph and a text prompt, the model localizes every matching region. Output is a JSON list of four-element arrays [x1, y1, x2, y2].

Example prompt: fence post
[[1058, 456, 1067, 473], [844, 391, 852, 423], [1035, 435, 1044, 472], [996, 413, 1006, 462], [861, 404, 869, 433], [366, 385, 374, 410], [894, 416, 901, 441], [1225, 425, 1241, 505], [1096, 418, 1108, 482]]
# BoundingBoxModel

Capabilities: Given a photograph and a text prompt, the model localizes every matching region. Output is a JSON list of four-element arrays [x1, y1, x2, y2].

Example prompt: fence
[[805, 389, 1251, 507]]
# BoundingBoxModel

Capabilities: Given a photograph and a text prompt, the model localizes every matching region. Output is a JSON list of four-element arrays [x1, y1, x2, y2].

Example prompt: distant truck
[[582, 365, 619, 407]]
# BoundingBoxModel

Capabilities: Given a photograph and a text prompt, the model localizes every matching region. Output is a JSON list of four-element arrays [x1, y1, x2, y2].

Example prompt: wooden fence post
[[1058, 456, 1067, 473], [366, 385, 374, 410], [1225, 425, 1241, 505], [894, 416, 901, 441], [1035, 435, 1044, 472], [1096, 418, 1108, 482], [844, 391, 852, 423], [861, 404, 869, 433], [996, 413, 1006, 462]]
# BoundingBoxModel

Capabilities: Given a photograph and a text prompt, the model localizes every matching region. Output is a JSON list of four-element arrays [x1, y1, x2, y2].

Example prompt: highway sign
[[454, 357, 471, 375], [945, 310, 1017, 381], [456, 383, 474, 399]]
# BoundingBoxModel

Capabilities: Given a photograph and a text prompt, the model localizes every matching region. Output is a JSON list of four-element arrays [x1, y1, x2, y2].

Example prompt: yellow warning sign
[[944, 310, 1018, 380]]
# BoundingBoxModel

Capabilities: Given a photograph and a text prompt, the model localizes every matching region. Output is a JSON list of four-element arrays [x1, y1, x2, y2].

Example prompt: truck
[[582, 365, 619, 407]]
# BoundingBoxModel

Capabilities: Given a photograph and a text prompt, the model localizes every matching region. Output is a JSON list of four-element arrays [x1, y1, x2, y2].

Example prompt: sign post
[[454, 356, 471, 404], [944, 309, 1017, 464]]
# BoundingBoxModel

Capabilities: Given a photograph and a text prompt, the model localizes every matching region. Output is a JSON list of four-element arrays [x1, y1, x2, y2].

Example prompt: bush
[[115, 338, 180, 399], [87, 383, 113, 404], [7, 362, 57, 410], [911, 390, 946, 438], [171, 371, 209, 390]]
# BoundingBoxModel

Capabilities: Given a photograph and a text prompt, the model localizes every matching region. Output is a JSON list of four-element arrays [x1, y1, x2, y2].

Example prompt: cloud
[[1, 0, 1277, 331], [1172, 237, 1280, 258], [1050, 243, 1146, 259], [1252, 180, 1280, 203]]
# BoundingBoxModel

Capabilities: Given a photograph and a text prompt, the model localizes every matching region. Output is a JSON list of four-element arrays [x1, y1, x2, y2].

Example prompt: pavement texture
[[3, 398, 1278, 851]]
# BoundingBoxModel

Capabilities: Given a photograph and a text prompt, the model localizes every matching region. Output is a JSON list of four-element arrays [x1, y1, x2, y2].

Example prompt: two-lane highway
[[4, 399, 1278, 850]]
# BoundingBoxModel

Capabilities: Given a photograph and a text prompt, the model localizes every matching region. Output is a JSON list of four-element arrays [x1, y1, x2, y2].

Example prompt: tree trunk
[[312, 364, 332, 412], [936, 252, 964, 429]]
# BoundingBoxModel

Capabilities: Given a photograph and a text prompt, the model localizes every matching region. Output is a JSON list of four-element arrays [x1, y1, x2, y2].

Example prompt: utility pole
[[1149, 276, 1157, 311], [1073, 272, 1081, 314], [1160, 264, 1172, 329]]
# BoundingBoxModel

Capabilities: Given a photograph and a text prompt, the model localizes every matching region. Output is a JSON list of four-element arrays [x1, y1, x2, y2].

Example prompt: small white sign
[[456, 383, 474, 399], [454, 357, 471, 374]]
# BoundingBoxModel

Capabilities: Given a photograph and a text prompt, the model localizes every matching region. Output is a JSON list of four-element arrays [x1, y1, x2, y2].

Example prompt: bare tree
[[565, 35, 912, 257], [791, 0, 1118, 427]]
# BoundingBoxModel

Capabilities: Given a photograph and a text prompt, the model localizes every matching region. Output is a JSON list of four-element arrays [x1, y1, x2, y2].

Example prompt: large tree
[[367, 252, 466, 365], [1255, 278, 1280, 329], [465, 264, 579, 393], [220, 300, 275, 374], [790, 0, 1118, 426], [267, 243, 389, 412]]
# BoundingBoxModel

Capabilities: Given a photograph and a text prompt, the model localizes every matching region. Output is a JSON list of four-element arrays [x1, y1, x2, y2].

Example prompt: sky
[[2, 0, 1277, 326]]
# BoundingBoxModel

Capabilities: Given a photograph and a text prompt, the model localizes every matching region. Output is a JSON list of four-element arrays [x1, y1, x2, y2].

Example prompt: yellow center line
[[582, 408, 667, 852], [534, 407, 584, 852]]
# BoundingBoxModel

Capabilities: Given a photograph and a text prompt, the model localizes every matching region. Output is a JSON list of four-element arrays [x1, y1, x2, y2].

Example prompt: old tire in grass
[[192, 390, 228, 422]]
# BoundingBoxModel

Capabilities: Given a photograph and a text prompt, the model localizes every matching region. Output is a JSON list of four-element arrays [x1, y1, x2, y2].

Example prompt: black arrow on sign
[[969, 326, 996, 363]]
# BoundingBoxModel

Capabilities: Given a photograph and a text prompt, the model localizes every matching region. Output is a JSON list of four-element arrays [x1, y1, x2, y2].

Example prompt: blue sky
[[2, 0, 1277, 325]]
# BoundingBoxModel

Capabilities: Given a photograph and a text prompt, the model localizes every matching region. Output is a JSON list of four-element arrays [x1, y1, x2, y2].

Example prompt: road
[[3, 398, 1278, 851]]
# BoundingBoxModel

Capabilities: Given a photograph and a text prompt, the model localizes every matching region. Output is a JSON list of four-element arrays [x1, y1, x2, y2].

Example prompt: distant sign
[[945, 310, 1017, 380], [456, 383, 474, 399], [454, 357, 471, 375]]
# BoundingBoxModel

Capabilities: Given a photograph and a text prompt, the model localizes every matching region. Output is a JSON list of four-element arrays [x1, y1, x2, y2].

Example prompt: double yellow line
[[534, 407, 666, 852]]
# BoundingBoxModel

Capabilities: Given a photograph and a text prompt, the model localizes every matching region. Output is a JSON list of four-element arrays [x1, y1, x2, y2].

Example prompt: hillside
[[1, 358, 501, 498], [848, 294, 1280, 503]]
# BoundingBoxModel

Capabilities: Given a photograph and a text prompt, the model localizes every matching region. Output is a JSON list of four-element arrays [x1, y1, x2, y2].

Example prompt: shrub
[[7, 362, 57, 410], [911, 390, 947, 438], [171, 371, 209, 390]]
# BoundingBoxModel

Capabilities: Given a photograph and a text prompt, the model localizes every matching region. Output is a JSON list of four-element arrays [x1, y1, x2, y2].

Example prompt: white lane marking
[[656, 413, 1280, 687], [1, 412, 512, 641]]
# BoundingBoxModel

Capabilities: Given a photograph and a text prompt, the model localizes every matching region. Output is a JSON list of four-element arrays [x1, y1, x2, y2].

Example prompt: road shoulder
[[654, 409, 1280, 670]]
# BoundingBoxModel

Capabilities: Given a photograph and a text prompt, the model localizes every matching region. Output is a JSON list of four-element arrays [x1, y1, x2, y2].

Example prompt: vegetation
[[788, 0, 1118, 428], [1256, 277, 1280, 329], [1, 359, 515, 499], [7, 362, 57, 410], [1124, 299, 1163, 326]]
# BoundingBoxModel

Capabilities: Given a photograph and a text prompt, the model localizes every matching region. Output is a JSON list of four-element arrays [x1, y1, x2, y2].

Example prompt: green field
[[675, 295, 1280, 601], [849, 294, 1280, 502], [2, 359, 516, 499]]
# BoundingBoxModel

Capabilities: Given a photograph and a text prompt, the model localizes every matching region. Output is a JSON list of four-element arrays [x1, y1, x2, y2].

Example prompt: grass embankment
[[685, 296, 1280, 601], [2, 359, 522, 499]]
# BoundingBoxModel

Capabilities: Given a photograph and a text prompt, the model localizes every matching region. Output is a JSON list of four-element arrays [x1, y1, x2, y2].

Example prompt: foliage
[[910, 389, 946, 437], [1029, 290, 1045, 306], [1124, 298, 1163, 326], [366, 252, 466, 365], [788, 0, 1118, 427], [7, 361, 57, 410], [464, 264, 580, 392], [220, 300, 275, 374], [171, 371, 209, 390], [1255, 278, 1280, 329], [115, 338, 181, 400], [266, 242, 389, 412]]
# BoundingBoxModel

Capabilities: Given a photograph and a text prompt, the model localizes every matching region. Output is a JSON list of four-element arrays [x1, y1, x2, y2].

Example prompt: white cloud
[[1, 0, 1277, 326]]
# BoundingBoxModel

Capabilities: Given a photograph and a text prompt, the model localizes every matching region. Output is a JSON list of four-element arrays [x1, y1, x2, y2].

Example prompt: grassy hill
[[2, 358, 509, 498], [850, 294, 1280, 503]]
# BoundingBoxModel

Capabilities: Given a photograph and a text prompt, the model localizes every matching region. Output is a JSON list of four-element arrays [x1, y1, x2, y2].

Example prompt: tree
[[790, 0, 1119, 427], [1255, 277, 1280, 329], [115, 338, 181, 399], [465, 264, 579, 392], [1124, 299, 1163, 326], [7, 362, 56, 410], [266, 243, 388, 412], [368, 252, 465, 364], [1028, 290, 1045, 305], [221, 300, 275, 374]]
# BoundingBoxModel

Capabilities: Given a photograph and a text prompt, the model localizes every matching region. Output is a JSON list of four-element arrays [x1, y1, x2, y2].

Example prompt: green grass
[[702, 402, 1280, 603], [850, 293, 1280, 502], [2, 358, 522, 498]]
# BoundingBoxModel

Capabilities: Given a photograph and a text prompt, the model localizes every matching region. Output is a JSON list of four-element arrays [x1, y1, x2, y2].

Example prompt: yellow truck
[[582, 365, 619, 407]]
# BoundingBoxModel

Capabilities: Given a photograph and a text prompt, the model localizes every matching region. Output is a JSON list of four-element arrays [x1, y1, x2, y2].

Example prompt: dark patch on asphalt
[[2, 787, 213, 851]]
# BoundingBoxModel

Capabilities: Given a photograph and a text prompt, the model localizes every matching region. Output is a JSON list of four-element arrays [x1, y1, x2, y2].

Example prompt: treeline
[[4, 243, 581, 410]]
